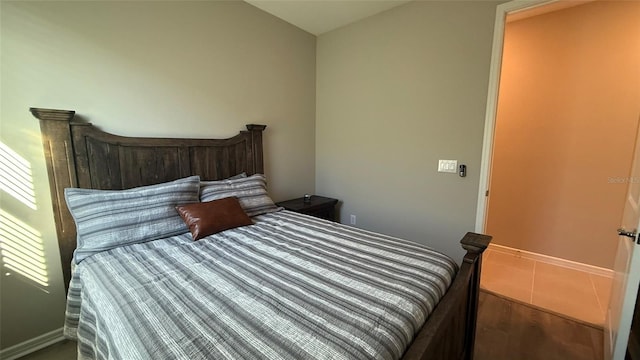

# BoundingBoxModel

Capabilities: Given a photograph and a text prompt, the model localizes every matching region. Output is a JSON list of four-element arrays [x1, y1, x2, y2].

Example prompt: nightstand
[[276, 195, 338, 221]]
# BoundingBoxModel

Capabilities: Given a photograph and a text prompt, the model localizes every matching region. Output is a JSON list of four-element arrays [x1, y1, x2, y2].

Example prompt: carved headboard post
[[30, 108, 78, 290], [246, 124, 266, 174]]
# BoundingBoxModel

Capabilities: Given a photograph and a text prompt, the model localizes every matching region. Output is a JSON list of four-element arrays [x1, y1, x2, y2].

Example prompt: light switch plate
[[438, 160, 458, 173]]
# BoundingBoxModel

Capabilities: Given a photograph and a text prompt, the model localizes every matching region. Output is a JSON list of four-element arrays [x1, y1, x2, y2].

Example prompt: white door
[[606, 121, 640, 360]]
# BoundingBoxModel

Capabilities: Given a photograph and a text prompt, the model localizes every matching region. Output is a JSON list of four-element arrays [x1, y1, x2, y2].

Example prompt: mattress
[[65, 210, 457, 360]]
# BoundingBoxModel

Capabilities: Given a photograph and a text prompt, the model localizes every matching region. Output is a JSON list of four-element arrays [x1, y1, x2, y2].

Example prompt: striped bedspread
[[65, 210, 458, 360]]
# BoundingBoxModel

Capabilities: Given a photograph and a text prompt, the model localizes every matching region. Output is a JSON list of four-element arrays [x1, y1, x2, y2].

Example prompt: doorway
[[475, 0, 640, 327]]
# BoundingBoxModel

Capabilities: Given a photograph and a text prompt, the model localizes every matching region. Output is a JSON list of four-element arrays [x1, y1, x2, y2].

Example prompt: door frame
[[475, 0, 575, 232]]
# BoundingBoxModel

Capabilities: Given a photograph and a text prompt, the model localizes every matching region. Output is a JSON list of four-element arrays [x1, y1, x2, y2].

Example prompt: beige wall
[[316, 1, 501, 260], [0, 0, 316, 349], [486, 1, 640, 268]]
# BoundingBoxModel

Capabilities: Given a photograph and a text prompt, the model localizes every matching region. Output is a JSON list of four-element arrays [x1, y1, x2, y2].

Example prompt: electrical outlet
[[350, 214, 356, 225]]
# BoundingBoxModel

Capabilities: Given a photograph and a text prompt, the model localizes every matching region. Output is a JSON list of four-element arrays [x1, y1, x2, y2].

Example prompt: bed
[[31, 107, 491, 360]]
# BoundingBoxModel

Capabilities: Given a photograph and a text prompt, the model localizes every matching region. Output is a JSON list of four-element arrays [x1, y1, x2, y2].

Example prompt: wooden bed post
[[246, 124, 266, 174], [402, 232, 491, 360], [30, 108, 78, 291], [460, 232, 492, 360]]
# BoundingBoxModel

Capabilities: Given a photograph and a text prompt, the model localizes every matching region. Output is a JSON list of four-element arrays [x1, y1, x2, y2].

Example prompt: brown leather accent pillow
[[175, 197, 252, 240]]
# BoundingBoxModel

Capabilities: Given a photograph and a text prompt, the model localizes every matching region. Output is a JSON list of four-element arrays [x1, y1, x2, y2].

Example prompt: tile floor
[[480, 248, 613, 327]]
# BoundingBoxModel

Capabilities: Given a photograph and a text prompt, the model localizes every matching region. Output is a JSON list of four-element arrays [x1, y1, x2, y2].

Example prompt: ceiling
[[244, 0, 412, 35], [507, 0, 592, 22]]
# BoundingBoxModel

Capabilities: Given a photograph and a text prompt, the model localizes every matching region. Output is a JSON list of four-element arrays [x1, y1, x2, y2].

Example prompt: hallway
[[480, 248, 613, 326]]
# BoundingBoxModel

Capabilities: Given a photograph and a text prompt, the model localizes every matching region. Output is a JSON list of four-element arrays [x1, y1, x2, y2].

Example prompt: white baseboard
[[0, 328, 65, 360], [488, 243, 614, 278]]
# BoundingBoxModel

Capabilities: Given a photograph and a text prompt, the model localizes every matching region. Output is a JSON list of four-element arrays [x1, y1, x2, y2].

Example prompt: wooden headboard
[[30, 108, 266, 290]]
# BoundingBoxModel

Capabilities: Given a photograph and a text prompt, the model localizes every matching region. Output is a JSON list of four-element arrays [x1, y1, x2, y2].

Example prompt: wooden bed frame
[[31, 107, 491, 360]]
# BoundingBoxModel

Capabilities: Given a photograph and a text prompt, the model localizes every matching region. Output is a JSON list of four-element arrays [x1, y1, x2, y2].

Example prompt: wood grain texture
[[31, 108, 78, 289], [475, 291, 604, 360], [461, 232, 492, 257], [32, 107, 491, 360]]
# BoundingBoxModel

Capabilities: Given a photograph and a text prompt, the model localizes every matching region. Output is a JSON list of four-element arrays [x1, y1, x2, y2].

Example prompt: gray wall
[[0, 0, 316, 349], [316, 1, 500, 261]]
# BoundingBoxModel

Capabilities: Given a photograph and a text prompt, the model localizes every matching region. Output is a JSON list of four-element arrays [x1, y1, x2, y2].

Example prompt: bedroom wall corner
[[0, 0, 316, 349], [315, 0, 502, 261]]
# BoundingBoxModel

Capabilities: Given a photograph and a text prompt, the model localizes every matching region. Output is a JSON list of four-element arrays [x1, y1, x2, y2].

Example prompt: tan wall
[[316, 1, 501, 260], [486, 0, 640, 268], [0, 1, 316, 348]]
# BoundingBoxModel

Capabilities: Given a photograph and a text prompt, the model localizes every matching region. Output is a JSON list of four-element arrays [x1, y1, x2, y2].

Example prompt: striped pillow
[[65, 176, 201, 263], [200, 174, 280, 217]]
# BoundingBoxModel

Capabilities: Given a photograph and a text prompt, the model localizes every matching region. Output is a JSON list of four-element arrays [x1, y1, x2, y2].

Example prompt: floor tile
[[480, 251, 534, 303], [590, 273, 613, 316], [483, 249, 494, 262], [532, 262, 603, 325], [487, 250, 536, 271], [480, 248, 609, 327]]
